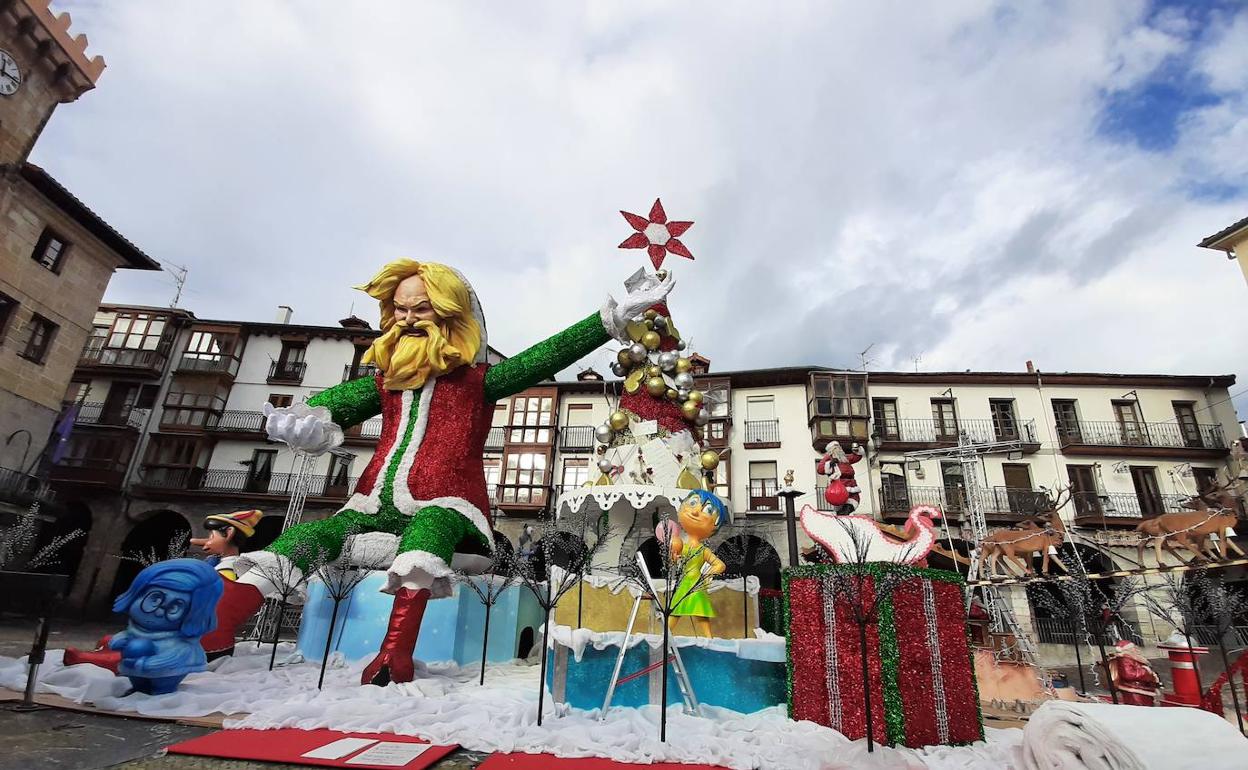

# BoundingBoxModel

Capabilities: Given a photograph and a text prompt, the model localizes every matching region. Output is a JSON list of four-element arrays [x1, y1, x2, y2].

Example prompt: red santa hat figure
[[817, 441, 864, 513]]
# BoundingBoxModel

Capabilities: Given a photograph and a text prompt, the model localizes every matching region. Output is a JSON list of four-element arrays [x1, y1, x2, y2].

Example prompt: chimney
[[1025, 360, 1035, 374], [577, 368, 603, 382], [275, 306, 293, 324]]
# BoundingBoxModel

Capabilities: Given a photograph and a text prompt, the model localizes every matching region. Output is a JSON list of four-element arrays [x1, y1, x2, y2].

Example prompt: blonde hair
[[358, 259, 482, 388]]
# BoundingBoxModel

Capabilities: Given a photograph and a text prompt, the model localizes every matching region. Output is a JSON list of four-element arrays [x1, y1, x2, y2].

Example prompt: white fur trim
[[391, 379, 436, 515], [445, 267, 489, 364], [351, 389, 415, 515], [385, 550, 454, 598], [234, 550, 304, 600], [344, 491, 380, 515]]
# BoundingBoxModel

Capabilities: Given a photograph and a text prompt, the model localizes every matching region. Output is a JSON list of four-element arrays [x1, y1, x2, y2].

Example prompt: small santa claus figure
[[1105, 639, 1161, 706], [817, 441, 864, 513]]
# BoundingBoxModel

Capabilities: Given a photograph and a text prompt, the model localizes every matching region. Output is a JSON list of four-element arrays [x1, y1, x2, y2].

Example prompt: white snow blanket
[[1022, 701, 1248, 770], [0, 646, 1024, 769]]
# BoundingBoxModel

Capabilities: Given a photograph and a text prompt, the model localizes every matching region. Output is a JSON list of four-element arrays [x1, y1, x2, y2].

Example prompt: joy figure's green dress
[[671, 541, 715, 618]]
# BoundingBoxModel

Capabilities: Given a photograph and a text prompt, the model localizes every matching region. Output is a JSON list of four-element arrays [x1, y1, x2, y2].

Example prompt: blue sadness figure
[[109, 558, 224, 695]]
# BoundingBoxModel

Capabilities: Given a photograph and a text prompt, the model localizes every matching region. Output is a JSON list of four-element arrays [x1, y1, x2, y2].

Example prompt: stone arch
[[526, 532, 587, 579], [109, 509, 193, 599], [35, 499, 93, 581]]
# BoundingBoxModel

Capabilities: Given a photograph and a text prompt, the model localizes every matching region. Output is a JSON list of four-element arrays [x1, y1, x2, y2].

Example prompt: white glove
[[601, 270, 676, 341], [262, 402, 344, 456]]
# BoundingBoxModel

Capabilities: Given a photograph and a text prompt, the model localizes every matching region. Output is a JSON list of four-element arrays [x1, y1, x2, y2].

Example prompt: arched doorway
[[1026, 543, 1138, 645], [637, 536, 668, 579], [525, 532, 587, 580], [110, 510, 192, 599], [715, 534, 782, 591]]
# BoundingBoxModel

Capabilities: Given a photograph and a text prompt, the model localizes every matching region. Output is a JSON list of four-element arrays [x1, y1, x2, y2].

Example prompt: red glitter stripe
[[932, 580, 983, 743], [787, 577, 830, 726], [354, 384, 402, 496], [833, 579, 887, 744], [892, 579, 939, 747]]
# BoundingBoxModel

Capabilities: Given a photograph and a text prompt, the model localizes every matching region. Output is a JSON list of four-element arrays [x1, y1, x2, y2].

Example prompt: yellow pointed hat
[[204, 509, 263, 537]]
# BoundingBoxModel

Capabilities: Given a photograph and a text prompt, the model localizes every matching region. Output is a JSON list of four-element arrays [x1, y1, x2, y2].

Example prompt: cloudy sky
[[37, 1, 1248, 414]]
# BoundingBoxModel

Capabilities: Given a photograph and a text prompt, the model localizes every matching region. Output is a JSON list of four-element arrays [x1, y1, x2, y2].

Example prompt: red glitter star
[[619, 198, 694, 270]]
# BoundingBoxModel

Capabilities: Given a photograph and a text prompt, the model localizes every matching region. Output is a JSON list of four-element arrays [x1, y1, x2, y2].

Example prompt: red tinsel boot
[[63, 635, 120, 673], [199, 580, 265, 659], [360, 588, 430, 686]]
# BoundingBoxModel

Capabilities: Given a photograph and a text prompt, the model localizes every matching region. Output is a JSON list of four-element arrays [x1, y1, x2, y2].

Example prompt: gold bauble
[[646, 376, 667, 397], [681, 400, 701, 420], [608, 411, 629, 431], [644, 309, 658, 320], [642, 331, 661, 350], [646, 364, 661, 377], [616, 349, 632, 366], [687, 390, 704, 404], [674, 357, 692, 373], [644, 319, 655, 330], [700, 450, 720, 470], [666, 388, 679, 401]]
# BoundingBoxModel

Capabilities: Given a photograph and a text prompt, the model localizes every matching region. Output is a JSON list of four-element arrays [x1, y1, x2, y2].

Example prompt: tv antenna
[[166, 261, 189, 308], [858, 343, 876, 371]]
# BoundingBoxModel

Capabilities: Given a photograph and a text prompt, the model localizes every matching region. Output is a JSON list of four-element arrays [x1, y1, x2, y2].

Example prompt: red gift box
[[784, 563, 983, 748]]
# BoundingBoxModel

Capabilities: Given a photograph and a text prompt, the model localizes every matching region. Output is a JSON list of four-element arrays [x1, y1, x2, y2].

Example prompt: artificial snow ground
[[0, 645, 1023, 770]]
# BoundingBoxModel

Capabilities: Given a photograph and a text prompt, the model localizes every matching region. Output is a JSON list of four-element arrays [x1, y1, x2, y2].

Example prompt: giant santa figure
[[204, 259, 670, 686]]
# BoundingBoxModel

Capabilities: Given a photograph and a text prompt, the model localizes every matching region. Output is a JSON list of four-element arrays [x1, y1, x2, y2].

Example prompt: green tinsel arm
[[307, 376, 382, 428], [483, 311, 609, 402]]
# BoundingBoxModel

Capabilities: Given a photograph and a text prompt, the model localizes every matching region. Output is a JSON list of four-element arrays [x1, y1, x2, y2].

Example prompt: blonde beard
[[369, 320, 466, 390]]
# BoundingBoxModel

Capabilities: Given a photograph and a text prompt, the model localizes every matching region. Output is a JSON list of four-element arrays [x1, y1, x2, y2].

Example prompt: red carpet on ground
[[167, 727, 457, 769], [478, 753, 727, 769]]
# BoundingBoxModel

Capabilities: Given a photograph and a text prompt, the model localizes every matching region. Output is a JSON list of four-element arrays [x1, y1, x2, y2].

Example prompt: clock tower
[[0, 0, 106, 165]]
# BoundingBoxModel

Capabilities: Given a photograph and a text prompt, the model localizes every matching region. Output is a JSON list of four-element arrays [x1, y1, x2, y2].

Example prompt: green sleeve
[[307, 376, 382, 428], [483, 312, 611, 402]]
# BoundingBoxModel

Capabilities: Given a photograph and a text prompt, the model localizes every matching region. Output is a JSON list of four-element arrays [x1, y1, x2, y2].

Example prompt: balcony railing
[[209, 410, 266, 433], [743, 420, 780, 447], [1032, 616, 1143, 646], [1070, 491, 1190, 520], [748, 478, 779, 511], [78, 343, 169, 372], [343, 364, 380, 382], [876, 485, 1051, 517], [874, 418, 1038, 446], [49, 455, 129, 486], [0, 466, 57, 507], [73, 402, 135, 428], [176, 354, 241, 378], [1056, 420, 1226, 451], [485, 427, 504, 451], [140, 467, 359, 498], [343, 417, 384, 441], [560, 426, 595, 451], [267, 360, 307, 384]]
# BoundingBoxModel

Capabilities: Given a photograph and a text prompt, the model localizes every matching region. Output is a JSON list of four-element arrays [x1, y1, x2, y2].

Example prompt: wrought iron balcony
[[1070, 490, 1190, 522], [343, 417, 384, 442], [267, 360, 307, 384], [873, 418, 1038, 447], [485, 427, 505, 451], [0, 466, 57, 507], [48, 455, 129, 487], [209, 410, 266, 433], [73, 402, 136, 428], [1056, 419, 1227, 454], [139, 467, 359, 499], [559, 426, 595, 451], [343, 363, 380, 382], [743, 420, 780, 447], [875, 485, 1052, 519]]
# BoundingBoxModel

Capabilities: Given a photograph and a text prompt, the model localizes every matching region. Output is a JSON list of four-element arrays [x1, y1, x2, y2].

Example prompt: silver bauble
[[694, 408, 710, 426], [628, 343, 647, 362], [597, 457, 614, 473], [653, 315, 668, 330], [677, 388, 691, 400], [658, 351, 678, 371], [594, 424, 615, 443], [676, 339, 687, 351], [674, 371, 695, 389], [610, 362, 628, 377]]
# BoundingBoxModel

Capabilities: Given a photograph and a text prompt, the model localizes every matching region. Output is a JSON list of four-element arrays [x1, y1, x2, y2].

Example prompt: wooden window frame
[[507, 388, 556, 445], [872, 398, 900, 440], [19, 313, 57, 364], [31, 227, 70, 273], [748, 460, 779, 512], [0, 291, 16, 344]]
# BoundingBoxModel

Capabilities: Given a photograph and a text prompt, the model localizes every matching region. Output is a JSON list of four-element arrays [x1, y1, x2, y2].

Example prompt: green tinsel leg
[[266, 508, 380, 572], [396, 506, 487, 564]]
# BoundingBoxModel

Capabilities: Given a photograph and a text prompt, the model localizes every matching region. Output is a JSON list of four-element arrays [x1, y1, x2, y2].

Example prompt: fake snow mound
[[0, 646, 1022, 770]]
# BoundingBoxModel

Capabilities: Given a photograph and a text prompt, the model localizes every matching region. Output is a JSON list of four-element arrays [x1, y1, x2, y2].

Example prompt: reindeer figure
[[980, 488, 1071, 577], [1138, 481, 1244, 564]]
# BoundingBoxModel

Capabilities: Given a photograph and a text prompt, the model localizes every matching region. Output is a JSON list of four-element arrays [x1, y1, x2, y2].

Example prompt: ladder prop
[[600, 553, 701, 719]]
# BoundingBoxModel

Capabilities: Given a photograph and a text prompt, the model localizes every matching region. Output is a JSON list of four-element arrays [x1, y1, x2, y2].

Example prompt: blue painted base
[[547, 637, 786, 714], [295, 571, 544, 666]]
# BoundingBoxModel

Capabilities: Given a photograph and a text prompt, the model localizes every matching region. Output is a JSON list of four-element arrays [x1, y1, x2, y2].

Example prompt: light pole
[[777, 469, 803, 567]]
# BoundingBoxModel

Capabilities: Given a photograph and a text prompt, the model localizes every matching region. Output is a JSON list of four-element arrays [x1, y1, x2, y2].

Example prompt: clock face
[[0, 49, 21, 96]]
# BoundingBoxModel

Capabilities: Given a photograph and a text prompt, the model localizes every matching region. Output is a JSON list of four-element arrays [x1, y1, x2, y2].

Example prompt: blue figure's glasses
[[139, 589, 187, 619]]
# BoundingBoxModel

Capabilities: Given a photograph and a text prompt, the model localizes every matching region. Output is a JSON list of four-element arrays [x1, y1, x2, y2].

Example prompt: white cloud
[[37, 0, 1248, 414]]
